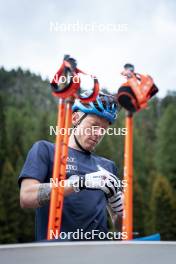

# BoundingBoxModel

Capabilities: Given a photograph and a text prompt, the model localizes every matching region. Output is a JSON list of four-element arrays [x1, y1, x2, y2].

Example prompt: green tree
[[156, 104, 176, 189], [0, 160, 19, 243], [37, 111, 54, 141], [0, 92, 7, 174], [133, 179, 145, 237], [150, 175, 176, 240]]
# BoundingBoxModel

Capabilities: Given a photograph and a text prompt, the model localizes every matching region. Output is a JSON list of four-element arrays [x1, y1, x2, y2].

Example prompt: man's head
[[71, 94, 118, 153], [72, 112, 110, 152]]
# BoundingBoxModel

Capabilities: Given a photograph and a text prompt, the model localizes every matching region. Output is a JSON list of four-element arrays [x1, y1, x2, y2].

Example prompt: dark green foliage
[[0, 92, 7, 174], [150, 175, 176, 240], [156, 104, 176, 189], [0, 67, 54, 243], [133, 178, 145, 237], [0, 160, 18, 243]]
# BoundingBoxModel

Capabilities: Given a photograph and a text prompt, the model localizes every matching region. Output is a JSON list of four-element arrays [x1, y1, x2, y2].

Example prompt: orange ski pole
[[47, 55, 99, 240], [47, 98, 66, 239], [48, 100, 72, 239], [122, 111, 133, 240], [118, 63, 158, 240]]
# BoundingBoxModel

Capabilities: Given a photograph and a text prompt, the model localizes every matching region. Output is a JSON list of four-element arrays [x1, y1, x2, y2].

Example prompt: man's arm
[[20, 178, 75, 208]]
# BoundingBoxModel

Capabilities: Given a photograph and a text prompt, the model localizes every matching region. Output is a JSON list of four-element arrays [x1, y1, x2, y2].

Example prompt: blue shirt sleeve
[[18, 141, 49, 187]]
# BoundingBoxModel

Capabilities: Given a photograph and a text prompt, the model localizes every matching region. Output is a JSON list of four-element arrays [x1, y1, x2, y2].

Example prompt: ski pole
[[47, 55, 99, 240]]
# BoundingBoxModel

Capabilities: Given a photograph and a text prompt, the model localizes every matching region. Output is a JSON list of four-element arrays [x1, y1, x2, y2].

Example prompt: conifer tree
[[150, 175, 176, 240]]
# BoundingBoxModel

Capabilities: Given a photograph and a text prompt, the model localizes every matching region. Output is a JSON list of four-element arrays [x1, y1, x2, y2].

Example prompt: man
[[18, 93, 124, 241]]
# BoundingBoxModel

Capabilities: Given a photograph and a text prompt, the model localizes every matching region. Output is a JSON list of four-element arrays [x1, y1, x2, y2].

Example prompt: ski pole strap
[[50, 56, 99, 102], [117, 67, 158, 112]]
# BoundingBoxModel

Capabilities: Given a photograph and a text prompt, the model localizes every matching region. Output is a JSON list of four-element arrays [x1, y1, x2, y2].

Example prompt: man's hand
[[69, 168, 120, 198]]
